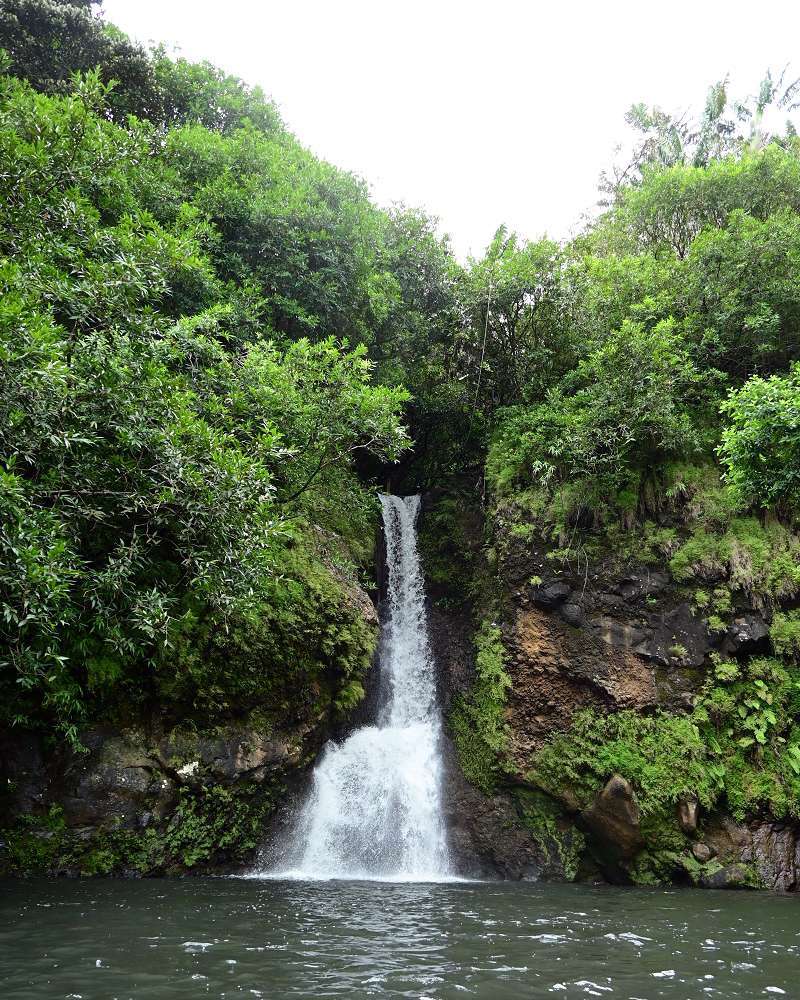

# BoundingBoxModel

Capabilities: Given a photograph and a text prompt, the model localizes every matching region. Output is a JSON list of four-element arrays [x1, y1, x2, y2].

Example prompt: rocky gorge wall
[[0, 554, 379, 878], [420, 491, 800, 892], [3, 487, 798, 894]]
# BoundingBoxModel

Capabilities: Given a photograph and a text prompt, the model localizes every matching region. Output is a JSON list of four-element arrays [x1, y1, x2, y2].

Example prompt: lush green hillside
[[1, 1, 799, 882]]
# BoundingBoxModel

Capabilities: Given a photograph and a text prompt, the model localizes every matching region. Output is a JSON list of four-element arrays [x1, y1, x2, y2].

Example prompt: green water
[[0, 878, 797, 998]]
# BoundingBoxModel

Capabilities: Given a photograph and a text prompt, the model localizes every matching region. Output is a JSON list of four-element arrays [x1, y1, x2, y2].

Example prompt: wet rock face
[[440, 741, 580, 881], [0, 735, 47, 814], [0, 711, 339, 875], [581, 775, 643, 863], [501, 531, 772, 696], [748, 824, 800, 892], [504, 606, 657, 766], [704, 816, 800, 892], [443, 775, 542, 879]]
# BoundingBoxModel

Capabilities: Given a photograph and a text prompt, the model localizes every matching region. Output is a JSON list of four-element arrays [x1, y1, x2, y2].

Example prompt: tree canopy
[[2, 0, 800, 749]]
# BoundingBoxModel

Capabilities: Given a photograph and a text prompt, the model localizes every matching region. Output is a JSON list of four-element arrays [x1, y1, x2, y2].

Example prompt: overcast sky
[[103, 0, 800, 259]]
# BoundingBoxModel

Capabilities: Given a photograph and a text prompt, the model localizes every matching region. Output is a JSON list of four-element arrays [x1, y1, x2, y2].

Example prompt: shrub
[[720, 363, 800, 518]]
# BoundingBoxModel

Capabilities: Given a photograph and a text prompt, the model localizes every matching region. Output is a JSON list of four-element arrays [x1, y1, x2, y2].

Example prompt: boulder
[[559, 603, 584, 627], [677, 796, 699, 834], [700, 864, 752, 889], [721, 614, 770, 657], [582, 774, 643, 861], [532, 581, 571, 610]]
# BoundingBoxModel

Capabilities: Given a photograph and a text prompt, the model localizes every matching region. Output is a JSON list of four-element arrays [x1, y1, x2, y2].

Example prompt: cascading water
[[265, 494, 451, 881]]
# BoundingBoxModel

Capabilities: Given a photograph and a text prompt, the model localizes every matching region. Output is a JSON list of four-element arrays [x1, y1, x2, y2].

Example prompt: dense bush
[[720, 363, 800, 518], [0, 60, 413, 742]]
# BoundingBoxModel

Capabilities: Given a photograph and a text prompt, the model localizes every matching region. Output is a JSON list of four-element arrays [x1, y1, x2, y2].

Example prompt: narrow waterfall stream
[[265, 494, 451, 881]]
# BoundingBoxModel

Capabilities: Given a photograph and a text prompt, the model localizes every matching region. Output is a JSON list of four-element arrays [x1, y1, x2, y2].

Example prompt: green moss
[[629, 845, 727, 888], [663, 462, 743, 525], [513, 789, 586, 880], [770, 610, 800, 659], [669, 517, 800, 601], [160, 536, 378, 723], [603, 520, 680, 566], [527, 709, 720, 816], [625, 809, 697, 886], [449, 620, 512, 793], [417, 495, 478, 608]]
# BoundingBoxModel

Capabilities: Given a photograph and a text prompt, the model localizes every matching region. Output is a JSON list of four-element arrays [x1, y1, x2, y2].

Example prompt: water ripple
[[0, 878, 798, 999]]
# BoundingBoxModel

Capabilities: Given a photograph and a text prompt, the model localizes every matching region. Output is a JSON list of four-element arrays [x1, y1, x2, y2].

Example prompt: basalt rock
[[692, 842, 713, 863], [720, 613, 771, 658], [504, 606, 657, 764], [532, 581, 572, 610], [581, 775, 643, 864], [677, 796, 699, 834], [559, 602, 585, 627], [702, 815, 800, 892]]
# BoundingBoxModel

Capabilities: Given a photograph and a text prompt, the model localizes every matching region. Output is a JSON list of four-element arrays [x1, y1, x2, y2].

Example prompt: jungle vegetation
[[1, 0, 799, 830]]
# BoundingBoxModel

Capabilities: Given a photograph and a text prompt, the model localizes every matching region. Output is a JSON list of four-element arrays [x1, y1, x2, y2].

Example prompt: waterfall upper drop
[[270, 494, 450, 881]]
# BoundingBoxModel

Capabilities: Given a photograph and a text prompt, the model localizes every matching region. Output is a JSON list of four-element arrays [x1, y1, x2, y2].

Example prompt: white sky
[[103, 0, 800, 259]]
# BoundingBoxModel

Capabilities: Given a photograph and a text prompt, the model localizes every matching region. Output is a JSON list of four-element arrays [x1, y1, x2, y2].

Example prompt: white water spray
[[265, 494, 450, 881]]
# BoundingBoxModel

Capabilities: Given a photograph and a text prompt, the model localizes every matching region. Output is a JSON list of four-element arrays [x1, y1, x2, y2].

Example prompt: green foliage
[[603, 144, 800, 257], [163, 784, 273, 869], [770, 610, 800, 660], [685, 211, 800, 379], [601, 70, 800, 195], [668, 517, 800, 602], [0, 0, 282, 131], [459, 228, 571, 410], [524, 648, 799, 836], [720, 363, 800, 517], [0, 68, 406, 742], [513, 788, 586, 880], [449, 621, 511, 793], [0, 804, 69, 873], [694, 655, 800, 819], [528, 709, 719, 816], [486, 319, 706, 528]]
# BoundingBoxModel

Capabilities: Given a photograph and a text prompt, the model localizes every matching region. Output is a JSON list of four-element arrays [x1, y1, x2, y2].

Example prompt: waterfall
[[265, 494, 451, 881]]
